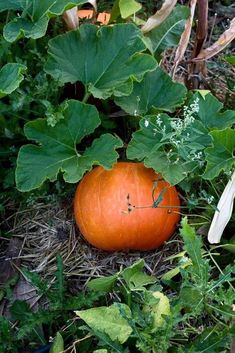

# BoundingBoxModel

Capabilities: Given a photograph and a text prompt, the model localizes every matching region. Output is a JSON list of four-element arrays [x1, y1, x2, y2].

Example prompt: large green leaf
[[144, 150, 194, 186], [76, 304, 132, 344], [127, 114, 208, 185], [16, 100, 123, 191], [203, 128, 235, 180], [2, 0, 88, 42], [45, 24, 156, 99], [193, 93, 235, 129], [0, 0, 24, 12], [0, 63, 26, 98], [147, 5, 190, 57], [115, 67, 186, 115]]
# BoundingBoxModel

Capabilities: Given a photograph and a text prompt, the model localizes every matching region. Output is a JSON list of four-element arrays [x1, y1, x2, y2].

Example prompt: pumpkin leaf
[[127, 114, 208, 185], [0, 63, 26, 98], [144, 150, 194, 186], [115, 67, 186, 115], [16, 100, 123, 192], [87, 274, 119, 293], [203, 128, 235, 180], [1, 0, 89, 42], [192, 93, 235, 129], [49, 332, 64, 353], [146, 5, 190, 56], [45, 24, 156, 100], [75, 304, 132, 344]]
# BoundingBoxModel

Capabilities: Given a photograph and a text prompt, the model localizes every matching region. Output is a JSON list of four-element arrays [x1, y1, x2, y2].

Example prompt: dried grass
[[1, 201, 183, 289]]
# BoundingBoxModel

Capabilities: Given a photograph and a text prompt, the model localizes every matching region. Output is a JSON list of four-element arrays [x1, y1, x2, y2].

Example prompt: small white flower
[[144, 119, 149, 127], [207, 195, 214, 204], [208, 170, 235, 244], [156, 115, 162, 127]]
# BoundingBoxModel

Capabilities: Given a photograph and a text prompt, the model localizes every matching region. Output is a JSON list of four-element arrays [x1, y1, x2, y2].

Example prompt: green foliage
[[147, 5, 190, 57], [49, 332, 64, 353], [127, 93, 235, 185], [203, 128, 235, 180], [76, 304, 133, 344], [0, 3, 235, 352], [44, 24, 156, 99], [0, 225, 234, 352], [115, 66, 187, 115], [1, 0, 89, 42], [80, 220, 235, 352], [110, 0, 142, 20], [0, 63, 26, 97], [16, 99, 123, 191], [0, 256, 103, 352]]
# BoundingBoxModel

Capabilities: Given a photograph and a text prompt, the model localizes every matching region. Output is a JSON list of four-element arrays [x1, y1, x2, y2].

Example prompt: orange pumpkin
[[74, 162, 180, 251]]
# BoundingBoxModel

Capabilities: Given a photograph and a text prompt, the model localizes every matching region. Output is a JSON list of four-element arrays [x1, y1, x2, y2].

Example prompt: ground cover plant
[[0, 0, 235, 352]]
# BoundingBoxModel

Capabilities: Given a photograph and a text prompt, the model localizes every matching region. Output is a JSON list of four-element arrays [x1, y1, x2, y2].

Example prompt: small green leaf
[[10, 300, 32, 321], [161, 260, 191, 281], [180, 218, 203, 268], [179, 287, 203, 310], [76, 304, 132, 344], [49, 332, 64, 353], [87, 274, 119, 292], [122, 259, 157, 289], [203, 128, 235, 180], [119, 0, 142, 18], [0, 63, 26, 98], [110, 0, 142, 21], [16, 100, 123, 191], [221, 235, 235, 253], [45, 24, 156, 99], [115, 67, 187, 115], [93, 350, 108, 353], [195, 89, 211, 99], [224, 56, 235, 65], [180, 218, 210, 286]]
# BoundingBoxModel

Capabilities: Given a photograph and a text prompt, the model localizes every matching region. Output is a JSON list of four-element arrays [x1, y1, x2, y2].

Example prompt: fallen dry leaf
[[141, 0, 177, 34], [172, 0, 197, 78], [208, 170, 235, 244], [63, 6, 79, 30], [63, 1, 97, 30], [192, 17, 235, 61]]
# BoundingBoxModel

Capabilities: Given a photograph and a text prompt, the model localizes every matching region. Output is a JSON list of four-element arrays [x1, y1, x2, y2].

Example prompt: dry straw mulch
[[1, 200, 183, 291]]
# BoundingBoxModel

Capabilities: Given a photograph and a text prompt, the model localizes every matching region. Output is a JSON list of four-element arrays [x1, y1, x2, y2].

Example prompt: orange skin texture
[[74, 162, 180, 251]]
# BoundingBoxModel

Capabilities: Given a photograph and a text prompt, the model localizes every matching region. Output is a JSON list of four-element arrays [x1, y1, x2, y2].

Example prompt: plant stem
[[187, 0, 208, 89], [82, 90, 91, 103]]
